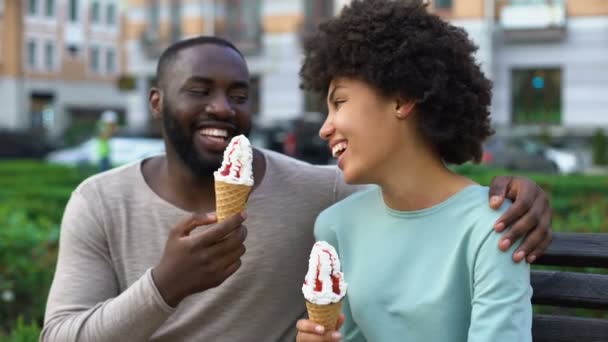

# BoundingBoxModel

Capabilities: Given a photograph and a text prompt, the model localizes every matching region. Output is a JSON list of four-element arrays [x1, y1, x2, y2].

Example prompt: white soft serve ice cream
[[214, 135, 254, 186], [302, 241, 348, 305]]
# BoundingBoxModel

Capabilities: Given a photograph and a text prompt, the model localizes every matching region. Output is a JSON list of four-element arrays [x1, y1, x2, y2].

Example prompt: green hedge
[[1, 161, 607, 337], [0, 162, 93, 335]]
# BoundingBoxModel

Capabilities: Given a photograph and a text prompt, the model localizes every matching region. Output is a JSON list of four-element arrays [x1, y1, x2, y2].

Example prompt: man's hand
[[152, 212, 247, 307], [296, 314, 345, 342], [489, 176, 552, 264]]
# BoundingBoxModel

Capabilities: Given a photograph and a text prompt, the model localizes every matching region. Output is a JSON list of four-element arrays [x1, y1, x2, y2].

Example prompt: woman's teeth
[[332, 142, 347, 158]]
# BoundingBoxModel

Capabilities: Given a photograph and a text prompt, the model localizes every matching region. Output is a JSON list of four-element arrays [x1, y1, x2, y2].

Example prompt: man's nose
[[205, 94, 235, 118]]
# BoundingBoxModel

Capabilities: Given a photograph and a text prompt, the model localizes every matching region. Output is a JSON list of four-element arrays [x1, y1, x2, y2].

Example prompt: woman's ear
[[395, 99, 416, 120], [149, 87, 162, 120]]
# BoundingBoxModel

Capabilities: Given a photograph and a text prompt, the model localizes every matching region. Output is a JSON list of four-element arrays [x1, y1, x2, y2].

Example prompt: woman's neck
[[377, 146, 475, 212]]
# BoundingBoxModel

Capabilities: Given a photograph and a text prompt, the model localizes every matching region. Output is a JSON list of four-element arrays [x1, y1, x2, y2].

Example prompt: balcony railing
[[499, 1, 567, 42]]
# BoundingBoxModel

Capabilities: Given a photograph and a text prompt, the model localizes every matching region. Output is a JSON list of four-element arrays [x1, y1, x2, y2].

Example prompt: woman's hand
[[296, 314, 345, 342], [489, 176, 552, 263]]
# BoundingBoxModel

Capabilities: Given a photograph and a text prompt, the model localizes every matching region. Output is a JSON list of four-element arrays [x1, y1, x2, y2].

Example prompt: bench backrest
[[531, 232, 608, 342]]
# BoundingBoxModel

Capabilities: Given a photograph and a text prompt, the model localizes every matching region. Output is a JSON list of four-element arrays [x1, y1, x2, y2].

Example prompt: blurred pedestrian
[[97, 110, 118, 171]]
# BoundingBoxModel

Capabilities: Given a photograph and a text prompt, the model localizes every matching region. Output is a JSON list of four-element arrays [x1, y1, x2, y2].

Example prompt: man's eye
[[334, 100, 345, 108], [230, 94, 248, 103], [188, 89, 210, 95]]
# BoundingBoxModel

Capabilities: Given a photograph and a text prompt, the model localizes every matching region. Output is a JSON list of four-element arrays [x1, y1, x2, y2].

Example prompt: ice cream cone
[[214, 180, 252, 222], [305, 300, 343, 331]]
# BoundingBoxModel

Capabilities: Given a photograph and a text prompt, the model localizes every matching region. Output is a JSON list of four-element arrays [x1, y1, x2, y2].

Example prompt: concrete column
[[126, 76, 151, 130]]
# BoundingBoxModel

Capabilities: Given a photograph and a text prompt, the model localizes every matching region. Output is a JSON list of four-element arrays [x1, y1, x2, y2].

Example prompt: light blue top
[[314, 185, 532, 342]]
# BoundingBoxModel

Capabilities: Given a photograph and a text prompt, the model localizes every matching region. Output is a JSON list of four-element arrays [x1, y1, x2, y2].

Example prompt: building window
[[249, 76, 260, 117], [45, 0, 54, 17], [45, 41, 54, 70], [512, 68, 562, 125], [435, 0, 453, 9], [69, 0, 78, 22], [91, 1, 100, 23], [107, 3, 116, 26], [90, 46, 100, 73], [27, 40, 37, 69], [303, 0, 333, 34], [106, 48, 116, 73], [28, 0, 38, 15], [148, 0, 160, 33], [223, 0, 261, 55], [169, 0, 181, 42], [66, 44, 80, 57]]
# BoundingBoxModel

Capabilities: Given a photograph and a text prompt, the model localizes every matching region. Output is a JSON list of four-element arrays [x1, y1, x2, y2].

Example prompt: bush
[[2, 161, 608, 334], [0, 317, 41, 342], [0, 162, 93, 334], [592, 128, 607, 166]]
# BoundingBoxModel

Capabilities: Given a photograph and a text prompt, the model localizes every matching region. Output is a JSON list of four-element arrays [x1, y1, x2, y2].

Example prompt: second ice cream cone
[[214, 180, 252, 222], [305, 300, 343, 331]]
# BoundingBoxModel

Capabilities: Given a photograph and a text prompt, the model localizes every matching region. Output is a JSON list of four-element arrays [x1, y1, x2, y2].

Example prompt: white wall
[[0, 77, 24, 129]]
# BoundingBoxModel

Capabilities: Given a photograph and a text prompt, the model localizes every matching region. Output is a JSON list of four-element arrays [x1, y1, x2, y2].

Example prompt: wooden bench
[[531, 232, 608, 342]]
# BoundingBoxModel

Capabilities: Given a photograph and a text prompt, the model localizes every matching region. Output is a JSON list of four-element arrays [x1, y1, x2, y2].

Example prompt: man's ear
[[149, 87, 162, 120], [395, 98, 416, 119]]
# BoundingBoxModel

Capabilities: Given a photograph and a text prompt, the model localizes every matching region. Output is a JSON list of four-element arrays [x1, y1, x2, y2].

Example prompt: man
[[41, 36, 552, 341]]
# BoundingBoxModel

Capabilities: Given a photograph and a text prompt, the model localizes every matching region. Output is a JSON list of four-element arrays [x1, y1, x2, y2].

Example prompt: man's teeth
[[200, 128, 228, 138], [332, 142, 347, 158]]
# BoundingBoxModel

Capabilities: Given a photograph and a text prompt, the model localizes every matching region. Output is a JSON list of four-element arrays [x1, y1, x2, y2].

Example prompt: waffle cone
[[214, 180, 252, 222], [305, 300, 343, 331]]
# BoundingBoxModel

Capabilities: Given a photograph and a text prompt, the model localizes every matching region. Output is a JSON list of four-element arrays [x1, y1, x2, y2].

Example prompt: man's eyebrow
[[230, 81, 250, 90], [184, 76, 213, 84]]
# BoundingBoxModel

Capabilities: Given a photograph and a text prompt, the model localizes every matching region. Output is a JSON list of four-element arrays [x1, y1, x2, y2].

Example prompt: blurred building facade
[[0, 0, 126, 139], [122, 0, 607, 135], [123, 0, 342, 132], [490, 0, 608, 134]]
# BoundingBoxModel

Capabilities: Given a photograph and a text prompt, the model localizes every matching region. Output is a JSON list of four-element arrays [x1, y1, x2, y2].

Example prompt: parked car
[[256, 112, 331, 165], [46, 133, 165, 167], [0, 130, 57, 159], [482, 136, 581, 174]]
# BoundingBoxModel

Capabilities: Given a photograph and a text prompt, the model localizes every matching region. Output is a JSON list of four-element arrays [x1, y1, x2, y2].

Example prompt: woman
[[296, 1, 532, 341]]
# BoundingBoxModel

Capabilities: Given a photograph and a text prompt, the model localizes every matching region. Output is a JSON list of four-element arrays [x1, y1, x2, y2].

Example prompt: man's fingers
[[221, 258, 243, 280], [488, 176, 512, 209], [517, 208, 552, 263], [498, 203, 538, 251], [210, 242, 247, 270], [193, 212, 246, 245], [174, 212, 218, 237], [527, 229, 553, 263], [296, 320, 342, 341], [493, 186, 535, 233]]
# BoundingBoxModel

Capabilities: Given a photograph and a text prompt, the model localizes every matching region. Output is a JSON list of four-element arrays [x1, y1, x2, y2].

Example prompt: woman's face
[[319, 77, 406, 184]]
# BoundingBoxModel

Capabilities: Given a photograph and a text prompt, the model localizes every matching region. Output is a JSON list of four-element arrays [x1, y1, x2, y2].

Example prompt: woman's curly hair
[[299, 0, 494, 164]]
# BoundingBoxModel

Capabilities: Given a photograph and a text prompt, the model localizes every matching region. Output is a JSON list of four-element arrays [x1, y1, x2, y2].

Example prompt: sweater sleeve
[[467, 219, 533, 342], [41, 189, 175, 342]]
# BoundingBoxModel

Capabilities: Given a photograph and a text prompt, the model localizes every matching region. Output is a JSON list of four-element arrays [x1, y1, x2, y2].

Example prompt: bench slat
[[531, 270, 608, 309], [533, 314, 608, 342], [535, 233, 608, 268]]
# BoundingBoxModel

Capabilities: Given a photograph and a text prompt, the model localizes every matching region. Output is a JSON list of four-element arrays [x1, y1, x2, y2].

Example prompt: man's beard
[[162, 103, 221, 179]]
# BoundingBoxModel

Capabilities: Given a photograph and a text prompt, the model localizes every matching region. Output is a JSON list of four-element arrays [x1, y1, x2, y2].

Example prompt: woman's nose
[[319, 115, 335, 140]]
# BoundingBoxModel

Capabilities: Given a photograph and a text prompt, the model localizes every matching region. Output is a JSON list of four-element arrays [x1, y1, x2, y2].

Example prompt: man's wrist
[[151, 266, 184, 307]]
